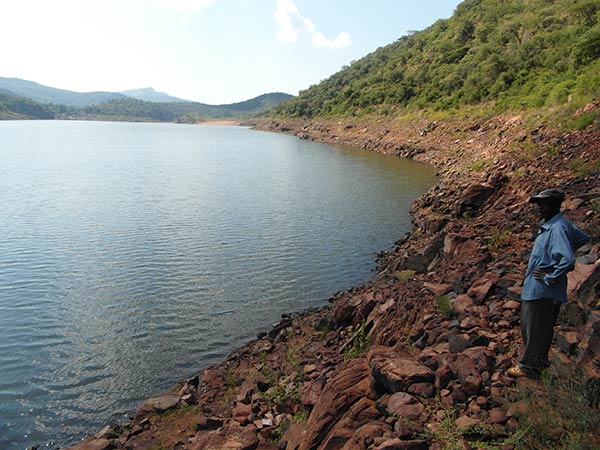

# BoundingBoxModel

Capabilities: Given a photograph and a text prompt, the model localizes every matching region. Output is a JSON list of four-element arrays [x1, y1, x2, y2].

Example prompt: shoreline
[[67, 114, 600, 450], [196, 119, 241, 126]]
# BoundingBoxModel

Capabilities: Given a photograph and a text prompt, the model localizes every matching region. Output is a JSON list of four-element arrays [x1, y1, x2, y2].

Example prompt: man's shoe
[[507, 365, 528, 378]]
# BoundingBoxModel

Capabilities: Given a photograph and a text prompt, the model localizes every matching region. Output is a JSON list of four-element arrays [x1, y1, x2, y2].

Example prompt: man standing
[[508, 188, 590, 378]]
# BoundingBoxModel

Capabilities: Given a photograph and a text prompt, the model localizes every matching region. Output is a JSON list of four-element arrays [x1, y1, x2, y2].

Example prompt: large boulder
[[284, 357, 374, 450], [368, 347, 435, 394]]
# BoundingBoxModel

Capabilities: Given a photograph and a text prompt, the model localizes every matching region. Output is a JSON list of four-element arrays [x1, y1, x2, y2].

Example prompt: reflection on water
[[0, 120, 437, 448]]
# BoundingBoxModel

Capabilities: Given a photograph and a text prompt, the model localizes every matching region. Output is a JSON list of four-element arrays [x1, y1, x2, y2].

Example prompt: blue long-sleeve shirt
[[522, 212, 590, 303]]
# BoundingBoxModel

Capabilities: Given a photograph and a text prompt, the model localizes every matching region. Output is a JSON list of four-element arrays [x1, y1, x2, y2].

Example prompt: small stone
[[452, 295, 475, 315], [232, 403, 253, 424], [489, 407, 508, 424], [556, 331, 579, 355], [303, 364, 317, 374], [503, 300, 521, 310], [455, 415, 478, 429], [460, 317, 480, 330], [139, 393, 179, 413], [424, 282, 453, 296], [94, 425, 116, 440], [475, 396, 488, 408], [262, 418, 273, 427], [449, 333, 469, 353], [407, 382, 435, 398]]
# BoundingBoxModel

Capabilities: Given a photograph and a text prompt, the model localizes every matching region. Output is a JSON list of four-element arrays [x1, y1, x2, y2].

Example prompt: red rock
[[488, 407, 508, 424], [460, 317, 480, 330], [370, 438, 429, 450], [336, 421, 387, 450], [301, 379, 325, 406], [280, 422, 308, 450], [233, 403, 253, 424], [303, 364, 318, 374], [454, 357, 483, 396], [448, 333, 470, 353], [568, 260, 600, 305], [138, 393, 180, 414], [369, 347, 435, 393], [387, 392, 417, 407], [447, 239, 480, 265], [462, 347, 496, 372], [386, 392, 425, 419], [66, 438, 112, 450], [475, 396, 488, 408], [313, 397, 382, 450], [455, 415, 478, 429], [452, 295, 474, 316], [556, 331, 580, 355], [502, 300, 521, 310], [197, 416, 224, 430], [467, 276, 498, 305], [424, 282, 453, 296], [387, 401, 424, 420], [256, 442, 280, 450], [286, 357, 373, 450], [435, 364, 453, 390], [407, 382, 435, 398], [191, 423, 258, 450]]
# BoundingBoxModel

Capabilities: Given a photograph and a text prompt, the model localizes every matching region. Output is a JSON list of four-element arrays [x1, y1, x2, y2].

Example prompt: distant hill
[[221, 93, 294, 114], [0, 92, 56, 119], [119, 87, 192, 103], [80, 92, 294, 122], [0, 80, 294, 122], [0, 77, 126, 107], [275, 0, 600, 118]]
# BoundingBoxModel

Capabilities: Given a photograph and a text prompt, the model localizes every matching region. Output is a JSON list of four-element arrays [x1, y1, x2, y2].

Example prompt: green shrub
[[437, 295, 454, 319]]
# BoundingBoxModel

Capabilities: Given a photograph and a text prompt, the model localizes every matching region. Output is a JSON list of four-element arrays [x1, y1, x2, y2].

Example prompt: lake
[[0, 120, 437, 449]]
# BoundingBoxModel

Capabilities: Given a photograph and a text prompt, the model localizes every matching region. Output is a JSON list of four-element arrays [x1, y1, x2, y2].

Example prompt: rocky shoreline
[[68, 110, 600, 450]]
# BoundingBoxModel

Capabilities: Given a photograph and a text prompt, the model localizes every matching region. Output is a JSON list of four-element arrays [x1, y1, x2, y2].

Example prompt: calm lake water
[[0, 120, 436, 449]]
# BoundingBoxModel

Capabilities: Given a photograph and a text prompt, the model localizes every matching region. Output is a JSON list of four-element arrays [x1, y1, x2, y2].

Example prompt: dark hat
[[529, 188, 565, 203]]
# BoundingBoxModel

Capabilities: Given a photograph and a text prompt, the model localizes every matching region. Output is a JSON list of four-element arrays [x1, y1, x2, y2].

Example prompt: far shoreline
[[196, 119, 240, 126]]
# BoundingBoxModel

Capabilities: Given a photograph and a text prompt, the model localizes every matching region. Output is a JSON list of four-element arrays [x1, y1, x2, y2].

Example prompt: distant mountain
[[119, 87, 192, 103], [0, 77, 295, 122], [81, 92, 294, 122], [0, 77, 126, 107], [0, 81, 295, 122]]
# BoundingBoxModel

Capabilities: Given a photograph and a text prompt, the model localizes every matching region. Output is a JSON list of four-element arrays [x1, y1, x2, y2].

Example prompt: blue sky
[[1, 0, 463, 104]]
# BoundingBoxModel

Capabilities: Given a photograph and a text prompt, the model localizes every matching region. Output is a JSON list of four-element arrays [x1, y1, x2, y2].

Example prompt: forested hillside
[[0, 91, 293, 122], [274, 0, 600, 119]]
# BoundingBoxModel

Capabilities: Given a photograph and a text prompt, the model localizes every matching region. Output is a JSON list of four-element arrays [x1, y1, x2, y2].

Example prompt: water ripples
[[0, 121, 436, 449]]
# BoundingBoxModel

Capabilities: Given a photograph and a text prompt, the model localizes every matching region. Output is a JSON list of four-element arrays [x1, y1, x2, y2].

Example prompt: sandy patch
[[197, 120, 240, 126]]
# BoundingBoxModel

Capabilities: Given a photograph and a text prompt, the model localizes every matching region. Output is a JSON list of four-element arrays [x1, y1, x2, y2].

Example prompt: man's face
[[535, 199, 560, 221]]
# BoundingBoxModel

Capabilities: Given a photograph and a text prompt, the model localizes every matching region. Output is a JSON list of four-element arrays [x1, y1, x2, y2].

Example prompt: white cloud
[[157, 0, 215, 12], [274, 0, 350, 49], [312, 31, 351, 49]]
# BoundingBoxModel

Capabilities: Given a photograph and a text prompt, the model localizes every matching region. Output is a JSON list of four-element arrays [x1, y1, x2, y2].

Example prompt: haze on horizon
[[1, 0, 462, 104]]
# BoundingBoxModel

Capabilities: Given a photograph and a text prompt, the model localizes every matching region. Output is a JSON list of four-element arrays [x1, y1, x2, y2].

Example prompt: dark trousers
[[519, 298, 561, 375]]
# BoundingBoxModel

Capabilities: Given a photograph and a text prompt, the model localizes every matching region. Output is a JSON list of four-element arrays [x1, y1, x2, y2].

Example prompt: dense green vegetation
[[80, 92, 293, 121], [274, 0, 600, 118], [0, 92, 56, 119], [0, 91, 293, 122]]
